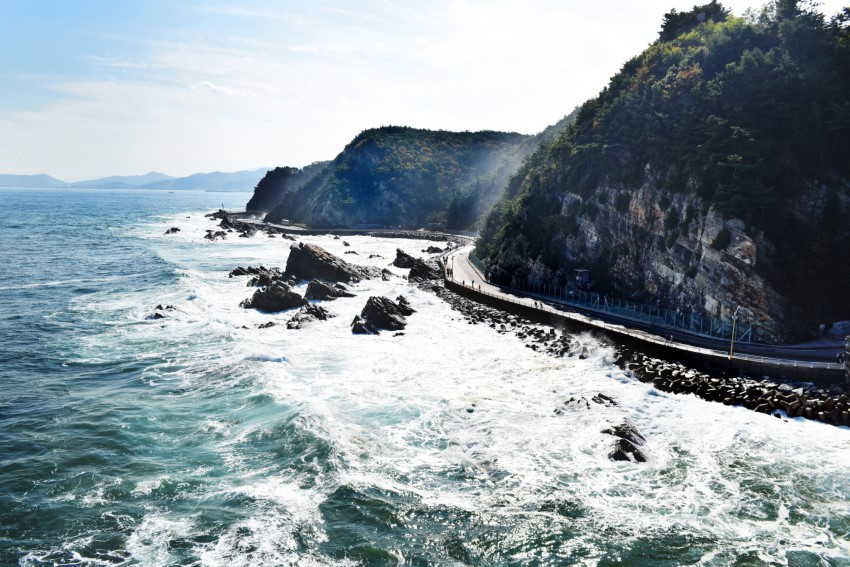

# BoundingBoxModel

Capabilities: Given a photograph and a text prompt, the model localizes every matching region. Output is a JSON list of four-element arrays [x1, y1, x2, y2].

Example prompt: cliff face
[[485, 170, 824, 343], [478, 3, 850, 342]]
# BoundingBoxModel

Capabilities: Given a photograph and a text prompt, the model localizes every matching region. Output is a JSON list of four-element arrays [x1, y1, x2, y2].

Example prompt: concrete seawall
[[445, 278, 844, 384]]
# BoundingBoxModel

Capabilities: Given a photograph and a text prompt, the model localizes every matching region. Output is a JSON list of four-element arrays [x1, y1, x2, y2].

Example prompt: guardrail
[[444, 260, 843, 373], [468, 252, 753, 344]]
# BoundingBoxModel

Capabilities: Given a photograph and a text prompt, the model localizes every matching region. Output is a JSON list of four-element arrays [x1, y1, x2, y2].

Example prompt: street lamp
[[728, 305, 742, 360]]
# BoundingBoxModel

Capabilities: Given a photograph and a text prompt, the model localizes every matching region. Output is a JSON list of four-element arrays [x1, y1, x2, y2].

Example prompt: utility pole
[[728, 306, 741, 360]]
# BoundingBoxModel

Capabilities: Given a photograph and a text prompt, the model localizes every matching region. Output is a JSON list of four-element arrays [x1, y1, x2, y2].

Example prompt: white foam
[[64, 212, 850, 562]]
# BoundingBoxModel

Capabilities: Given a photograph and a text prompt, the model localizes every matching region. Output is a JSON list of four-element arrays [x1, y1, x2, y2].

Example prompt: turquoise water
[[1, 188, 849, 566]]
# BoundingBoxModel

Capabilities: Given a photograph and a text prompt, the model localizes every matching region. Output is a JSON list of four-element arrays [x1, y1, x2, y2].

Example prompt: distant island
[[0, 168, 269, 191]]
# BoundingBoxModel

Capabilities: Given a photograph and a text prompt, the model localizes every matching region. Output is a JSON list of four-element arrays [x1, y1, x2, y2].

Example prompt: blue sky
[[0, 0, 845, 181]]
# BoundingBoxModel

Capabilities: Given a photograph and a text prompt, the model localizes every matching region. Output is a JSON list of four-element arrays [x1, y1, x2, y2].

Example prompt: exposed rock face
[[304, 279, 355, 301], [392, 249, 417, 268], [395, 295, 415, 316], [287, 304, 335, 329], [229, 266, 285, 287], [147, 304, 180, 320], [205, 230, 227, 241], [602, 421, 647, 463], [351, 296, 412, 334], [408, 261, 440, 284], [487, 179, 797, 343], [240, 282, 308, 312], [392, 249, 440, 284], [284, 243, 380, 283]]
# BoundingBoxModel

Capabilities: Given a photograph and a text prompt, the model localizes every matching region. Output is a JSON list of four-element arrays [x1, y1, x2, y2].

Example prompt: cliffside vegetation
[[254, 127, 531, 229], [478, 0, 850, 339]]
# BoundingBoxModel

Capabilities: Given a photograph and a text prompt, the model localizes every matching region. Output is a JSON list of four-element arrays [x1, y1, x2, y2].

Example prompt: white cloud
[[1, 0, 846, 180]]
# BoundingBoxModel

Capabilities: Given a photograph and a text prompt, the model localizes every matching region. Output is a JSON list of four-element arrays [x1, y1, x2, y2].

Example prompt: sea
[[0, 187, 848, 566]]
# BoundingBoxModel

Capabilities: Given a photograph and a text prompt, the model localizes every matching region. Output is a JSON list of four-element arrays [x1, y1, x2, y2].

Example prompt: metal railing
[[448, 253, 842, 372], [468, 252, 752, 344]]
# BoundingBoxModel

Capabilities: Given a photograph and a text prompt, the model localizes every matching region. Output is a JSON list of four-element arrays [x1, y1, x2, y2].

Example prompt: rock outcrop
[[164, 227, 180, 234], [304, 279, 355, 301], [392, 249, 440, 284], [284, 243, 379, 283], [351, 296, 413, 334], [287, 304, 335, 329], [602, 422, 647, 463], [240, 282, 307, 312], [229, 266, 286, 287]]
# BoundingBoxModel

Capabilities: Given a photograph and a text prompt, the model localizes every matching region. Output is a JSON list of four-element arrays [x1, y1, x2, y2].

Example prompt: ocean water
[[0, 187, 849, 566]]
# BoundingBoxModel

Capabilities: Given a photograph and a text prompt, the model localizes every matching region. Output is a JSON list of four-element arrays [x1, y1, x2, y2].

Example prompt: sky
[[0, 0, 846, 181]]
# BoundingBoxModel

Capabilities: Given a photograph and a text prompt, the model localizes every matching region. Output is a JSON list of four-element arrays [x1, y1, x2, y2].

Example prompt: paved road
[[446, 246, 845, 373]]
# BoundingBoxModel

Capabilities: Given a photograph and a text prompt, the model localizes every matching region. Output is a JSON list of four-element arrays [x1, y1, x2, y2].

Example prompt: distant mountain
[[0, 173, 67, 188], [71, 172, 174, 188], [143, 169, 268, 191]]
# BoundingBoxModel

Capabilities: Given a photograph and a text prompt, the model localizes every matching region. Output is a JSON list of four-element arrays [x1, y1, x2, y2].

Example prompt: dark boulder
[[240, 282, 308, 312], [392, 249, 417, 268], [602, 421, 647, 463], [408, 260, 439, 284], [205, 230, 227, 241], [258, 321, 277, 329], [164, 227, 181, 234], [352, 296, 411, 334], [287, 304, 335, 329], [351, 315, 378, 334], [284, 243, 379, 283], [396, 295, 415, 316], [381, 269, 394, 281], [304, 279, 355, 301], [422, 245, 443, 253], [147, 304, 179, 320], [229, 266, 285, 287], [609, 439, 647, 463]]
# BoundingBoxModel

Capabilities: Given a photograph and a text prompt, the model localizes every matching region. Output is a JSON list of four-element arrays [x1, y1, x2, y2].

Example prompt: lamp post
[[728, 306, 741, 360]]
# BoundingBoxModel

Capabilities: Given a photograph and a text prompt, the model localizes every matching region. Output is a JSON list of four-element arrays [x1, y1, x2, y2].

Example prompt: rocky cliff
[[478, 2, 850, 342], [246, 116, 575, 231]]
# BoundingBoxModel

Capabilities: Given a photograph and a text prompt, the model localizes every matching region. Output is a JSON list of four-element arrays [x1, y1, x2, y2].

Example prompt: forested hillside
[[477, 1, 850, 342]]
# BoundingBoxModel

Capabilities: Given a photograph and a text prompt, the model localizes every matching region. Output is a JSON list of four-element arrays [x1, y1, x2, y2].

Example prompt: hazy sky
[[0, 0, 845, 181]]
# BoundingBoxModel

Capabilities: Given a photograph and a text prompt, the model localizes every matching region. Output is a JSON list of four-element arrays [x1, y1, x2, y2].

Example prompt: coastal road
[[446, 246, 845, 373]]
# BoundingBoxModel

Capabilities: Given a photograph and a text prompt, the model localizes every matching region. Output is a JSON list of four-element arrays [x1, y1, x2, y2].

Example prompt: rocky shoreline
[[190, 213, 849, 431], [428, 277, 850, 428]]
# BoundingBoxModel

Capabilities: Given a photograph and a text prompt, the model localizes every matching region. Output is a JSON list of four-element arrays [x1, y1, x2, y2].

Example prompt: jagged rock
[[343, 241, 350, 246], [381, 269, 393, 281], [344, 250, 359, 255], [284, 243, 379, 283], [392, 249, 417, 268], [258, 321, 276, 329], [369, 254, 384, 259], [396, 295, 415, 316], [229, 266, 285, 287], [147, 304, 179, 320], [592, 393, 618, 407], [409, 260, 439, 284], [204, 230, 227, 241], [240, 282, 308, 312], [287, 304, 335, 329], [164, 227, 181, 234], [422, 245, 443, 253], [351, 315, 378, 334], [603, 421, 647, 463], [609, 439, 647, 463], [304, 279, 355, 301], [353, 296, 410, 334]]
